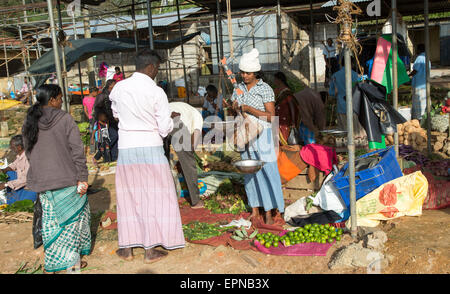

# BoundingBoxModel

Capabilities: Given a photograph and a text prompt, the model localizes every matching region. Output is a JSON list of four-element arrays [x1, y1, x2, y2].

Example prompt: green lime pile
[[255, 223, 344, 249]]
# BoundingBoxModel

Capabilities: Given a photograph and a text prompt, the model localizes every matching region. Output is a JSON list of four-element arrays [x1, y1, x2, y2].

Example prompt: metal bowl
[[233, 159, 265, 174]]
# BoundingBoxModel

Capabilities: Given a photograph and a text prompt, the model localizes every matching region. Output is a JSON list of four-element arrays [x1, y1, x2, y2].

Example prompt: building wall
[[408, 25, 441, 64]]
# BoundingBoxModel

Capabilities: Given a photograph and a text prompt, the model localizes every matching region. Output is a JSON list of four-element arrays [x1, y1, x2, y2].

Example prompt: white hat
[[239, 48, 261, 73]]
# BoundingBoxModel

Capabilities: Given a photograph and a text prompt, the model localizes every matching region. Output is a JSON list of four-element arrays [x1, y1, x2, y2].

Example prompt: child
[[113, 67, 124, 82], [83, 87, 99, 121], [91, 111, 113, 166], [83, 87, 99, 154]]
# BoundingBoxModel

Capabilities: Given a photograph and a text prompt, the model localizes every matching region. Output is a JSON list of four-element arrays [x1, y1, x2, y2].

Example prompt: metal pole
[[3, 41, 9, 80], [167, 29, 173, 98], [392, 0, 399, 158], [46, 0, 64, 108], [18, 25, 34, 105], [217, 0, 224, 59], [56, 0, 70, 112], [146, 0, 154, 50], [35, 31, 42, 58], [82, 6, 96, 88], [310, 0, 317, 91], [22, 0, 28, 23], [424, 0, 431, 155], [72, 13, 84, 100], [226, 0, 234, 72], [213, 13, 220, 67], [345, 46, 357, 238], [276, 0, 282, 68], [131, 0, 139, 53], [217, 0, 226, 100], [250, 15, 255, 48], [115, 17, 125, 76], [176, 0, 190, 104]]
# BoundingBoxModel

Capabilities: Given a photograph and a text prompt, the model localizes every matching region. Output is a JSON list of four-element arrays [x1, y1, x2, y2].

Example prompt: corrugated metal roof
[[321, 0, 372, 8], [40, 7, 202, 38]]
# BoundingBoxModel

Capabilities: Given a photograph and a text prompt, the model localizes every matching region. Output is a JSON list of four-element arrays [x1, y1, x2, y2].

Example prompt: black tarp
[[29, 32, 200, 87], [352, 80, 407, 144]]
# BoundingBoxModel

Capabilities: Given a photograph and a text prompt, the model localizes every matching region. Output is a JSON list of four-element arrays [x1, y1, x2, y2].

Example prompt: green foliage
[[78, 122, 91, 146], [0, 173, 9, 183], [182, 221, 230, 241], [3, 200, 34, 213], [15, 260, 43, 274]]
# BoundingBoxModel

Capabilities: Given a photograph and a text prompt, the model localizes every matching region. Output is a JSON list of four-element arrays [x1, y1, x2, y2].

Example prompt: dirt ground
[[0, 169, 449, 274]]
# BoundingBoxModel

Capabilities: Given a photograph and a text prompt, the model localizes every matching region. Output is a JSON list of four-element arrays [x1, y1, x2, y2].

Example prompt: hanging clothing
[[40, 186, 91, 273], [300, 143, 338, 176], [352, 80, 406, 145]]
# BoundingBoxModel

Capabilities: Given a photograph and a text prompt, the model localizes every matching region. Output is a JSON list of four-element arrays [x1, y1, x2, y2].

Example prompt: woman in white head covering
[[228, 48, 284, 225]]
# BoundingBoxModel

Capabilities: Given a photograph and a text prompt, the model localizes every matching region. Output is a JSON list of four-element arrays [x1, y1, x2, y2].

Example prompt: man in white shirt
[[323, 38, 339, 87], [164, 102, 204, 209]]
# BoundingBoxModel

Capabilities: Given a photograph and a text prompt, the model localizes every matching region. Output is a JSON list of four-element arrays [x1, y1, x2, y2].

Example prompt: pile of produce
[[230, 227, 258, 241], [2, 200, 34, 213], [431, 114, 449, 133], [387, 120, 449, 155], [203, 178, 249, 214], [182, 221, 230, 241], [399, 145, 450, 177], [255, 223, 344, 248], [77, 122, 91, 146], [196, 153, 238, 173], [0, 172, 9, 183], [204, 194, 249, 215]]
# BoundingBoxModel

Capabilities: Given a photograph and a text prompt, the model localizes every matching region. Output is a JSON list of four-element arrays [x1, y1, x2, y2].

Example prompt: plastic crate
[[331, 146, 403, 208]]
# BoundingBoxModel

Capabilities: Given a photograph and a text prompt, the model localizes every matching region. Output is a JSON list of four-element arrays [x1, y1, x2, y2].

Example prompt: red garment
[[274, 87, 299, 142], [113, 72, 124, 82], [300, 143, 337, 175]]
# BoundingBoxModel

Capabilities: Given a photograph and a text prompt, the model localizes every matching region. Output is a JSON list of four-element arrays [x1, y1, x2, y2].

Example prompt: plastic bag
[[32, 196, 43, 249], [310, 172, 346, 213], [346, 171, 428, 227], [283, 197, 308, 222]]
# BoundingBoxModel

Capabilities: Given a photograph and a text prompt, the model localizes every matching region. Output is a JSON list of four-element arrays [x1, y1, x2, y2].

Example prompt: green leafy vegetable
[[3, 200, 34, 213], [0, 172, 9, 183], [182, 221, 230, 241]]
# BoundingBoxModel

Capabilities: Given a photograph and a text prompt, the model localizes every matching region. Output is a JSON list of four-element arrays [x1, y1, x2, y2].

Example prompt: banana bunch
[[231, 227, 258, 241]]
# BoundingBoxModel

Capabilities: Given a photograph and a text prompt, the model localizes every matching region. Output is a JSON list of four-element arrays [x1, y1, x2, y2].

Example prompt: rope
[[329, 0, 365, 76]]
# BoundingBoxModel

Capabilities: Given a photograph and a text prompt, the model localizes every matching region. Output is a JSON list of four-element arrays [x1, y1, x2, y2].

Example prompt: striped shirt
[[231, 79, 274, 127]]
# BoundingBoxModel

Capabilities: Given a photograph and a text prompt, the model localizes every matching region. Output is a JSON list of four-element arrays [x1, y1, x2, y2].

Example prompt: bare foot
[[246, 207, 260, 220], [144, 248, 168, 264], [116, 248, 133, 261], [191, 200, 204, 209], [265, 211, 274, 225]]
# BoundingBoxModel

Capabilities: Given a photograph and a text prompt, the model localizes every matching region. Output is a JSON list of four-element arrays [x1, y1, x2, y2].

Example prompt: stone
[[357, 226, 382, 239], [328, 243, 363, 270], [198, 246, 215, 258], [351, 249, 384, 268], [241, 254, 260, 268], [365, 231, 388, 251]]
